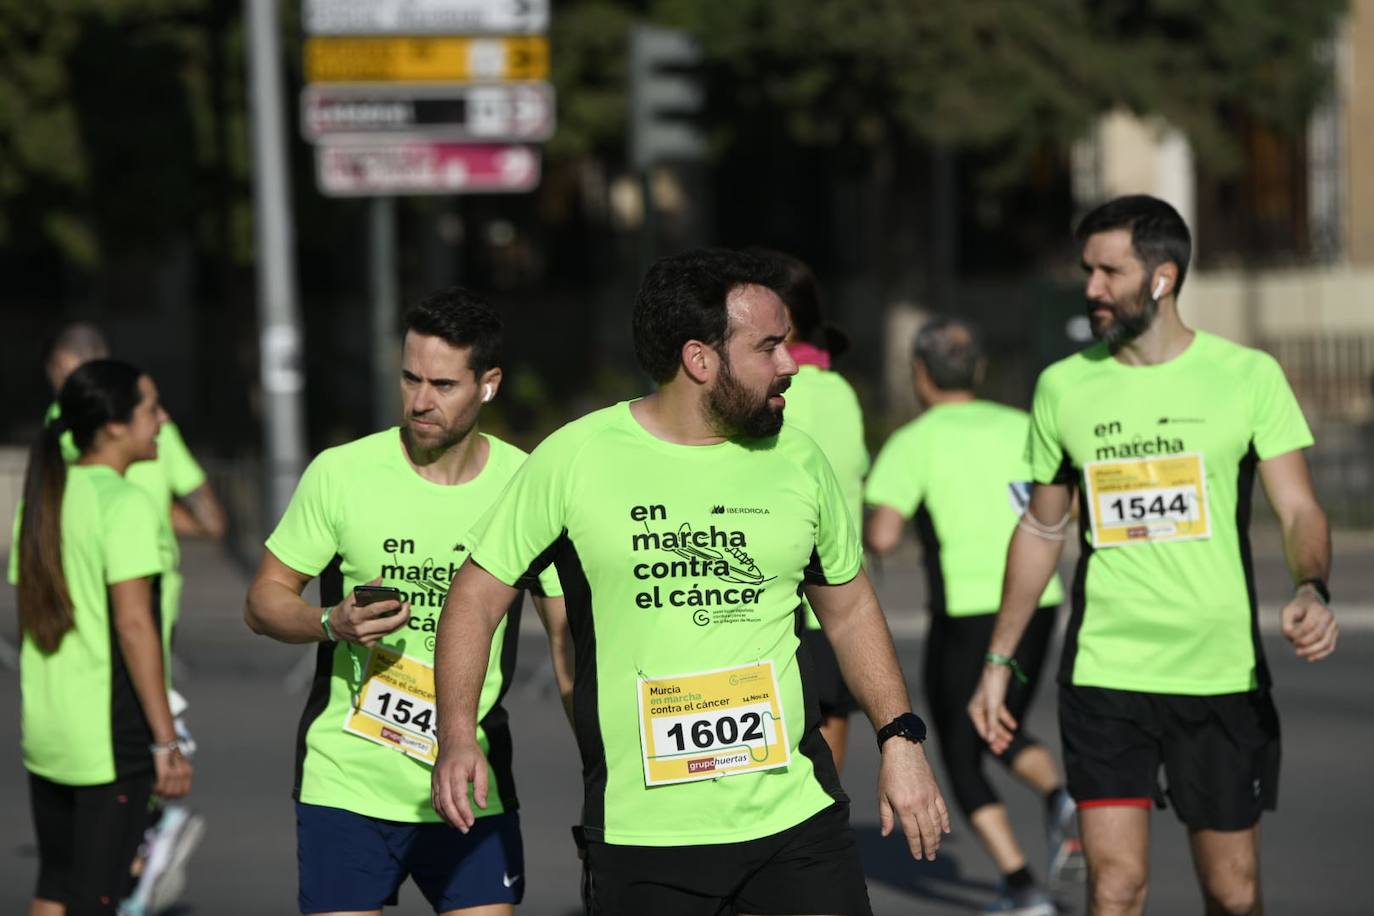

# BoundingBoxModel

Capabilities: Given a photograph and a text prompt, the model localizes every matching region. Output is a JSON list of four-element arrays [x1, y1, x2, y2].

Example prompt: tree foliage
[[0, 0, 1349, 263], [0, 0, 236, 266], [650, 0, 1346, 181]]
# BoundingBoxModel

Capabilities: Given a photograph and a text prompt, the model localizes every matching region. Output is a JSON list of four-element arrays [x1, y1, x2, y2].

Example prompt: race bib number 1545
[[343, 646, 438, 766]]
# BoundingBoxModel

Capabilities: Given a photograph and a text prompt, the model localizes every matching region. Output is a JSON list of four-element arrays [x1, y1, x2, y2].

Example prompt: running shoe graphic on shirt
[[658, 522, 775, 586]]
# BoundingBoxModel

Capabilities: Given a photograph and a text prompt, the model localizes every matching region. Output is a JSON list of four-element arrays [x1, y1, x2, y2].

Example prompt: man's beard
[[706, 358, 788, 439], [1089, 278, 1158, 350]]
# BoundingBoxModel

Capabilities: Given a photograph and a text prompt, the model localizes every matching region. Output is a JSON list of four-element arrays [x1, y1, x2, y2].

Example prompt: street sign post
[[316, 141, 541, 196], [301, 82, 555, 142], [304, 0, 549, 35], [305, 35, 549, 82]]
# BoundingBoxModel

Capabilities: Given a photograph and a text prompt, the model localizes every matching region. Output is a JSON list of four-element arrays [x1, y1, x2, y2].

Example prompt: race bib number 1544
[[1084, 452, 1211, 548]]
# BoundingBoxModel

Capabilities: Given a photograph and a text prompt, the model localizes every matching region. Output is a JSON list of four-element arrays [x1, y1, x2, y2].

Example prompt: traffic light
[[628, 26, 705, 171]]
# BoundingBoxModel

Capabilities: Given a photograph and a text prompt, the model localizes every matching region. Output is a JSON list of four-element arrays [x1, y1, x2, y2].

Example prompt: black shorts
[[580, 802, 872, 915], [29, 771, 154, 912], [802, 629, 859, 718], [1059, 685, 1280, 831]]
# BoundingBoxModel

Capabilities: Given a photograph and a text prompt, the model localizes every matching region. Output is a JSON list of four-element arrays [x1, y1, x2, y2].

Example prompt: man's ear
[[1150, 263, 1180, 301], [681, 340, 715, 385]]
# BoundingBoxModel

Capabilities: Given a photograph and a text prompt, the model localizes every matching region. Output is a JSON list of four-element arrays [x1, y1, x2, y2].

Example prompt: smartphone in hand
[[353, 584, 404, 618]]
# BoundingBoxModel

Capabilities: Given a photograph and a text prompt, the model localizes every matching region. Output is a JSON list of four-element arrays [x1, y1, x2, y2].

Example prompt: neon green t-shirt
[[265, 429, 562, 823], [48, 404, 206, 640], [1027, 331, 1312, 695], [783, 365, 870, 630], [866, 400, 1064, 617], [470, 401, 861, 847], [12, 465, 164, 785]]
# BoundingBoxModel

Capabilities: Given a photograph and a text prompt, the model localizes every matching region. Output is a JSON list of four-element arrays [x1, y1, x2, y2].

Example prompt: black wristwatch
[[876, 712, 927, 750], [1296, 577, 1330, 604]]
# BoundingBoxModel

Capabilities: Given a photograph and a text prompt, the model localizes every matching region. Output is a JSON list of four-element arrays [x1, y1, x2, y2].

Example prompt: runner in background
[[970, 196, 1338, 915], [10, 359, 192, 915], [751, 249, 869, 772], [867, 317, 1077, 915], [42, 323, 221, 914], [244, 288, 569, 915]]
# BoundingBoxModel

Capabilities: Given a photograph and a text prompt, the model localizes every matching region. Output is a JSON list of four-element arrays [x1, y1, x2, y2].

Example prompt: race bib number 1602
[[637, 661, 790, 787]]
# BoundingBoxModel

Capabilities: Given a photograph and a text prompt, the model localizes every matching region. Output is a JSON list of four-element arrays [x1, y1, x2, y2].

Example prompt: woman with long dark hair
[[12, 359, 193, 915]]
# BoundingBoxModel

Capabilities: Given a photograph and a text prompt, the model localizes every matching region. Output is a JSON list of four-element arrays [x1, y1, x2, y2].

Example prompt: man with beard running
[[431, 248, 949, 915], [969, 196, 1337, 916], [245, 289, 568, 915]]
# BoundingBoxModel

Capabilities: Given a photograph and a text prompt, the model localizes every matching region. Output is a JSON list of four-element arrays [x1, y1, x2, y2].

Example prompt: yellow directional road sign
[[305, 36, 549, 83]]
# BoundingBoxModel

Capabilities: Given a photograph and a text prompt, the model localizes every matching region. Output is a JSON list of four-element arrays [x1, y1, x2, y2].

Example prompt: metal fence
[[1264, 334, 1374, 528]]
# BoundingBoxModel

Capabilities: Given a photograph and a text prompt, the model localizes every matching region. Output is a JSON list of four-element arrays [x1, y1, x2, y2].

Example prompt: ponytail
[[17, 419, 74, 652], [17, 358, 143, 653]]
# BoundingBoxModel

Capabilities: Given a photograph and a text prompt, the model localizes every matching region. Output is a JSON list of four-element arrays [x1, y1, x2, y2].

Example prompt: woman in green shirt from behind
[[12, 359, 193, 915]]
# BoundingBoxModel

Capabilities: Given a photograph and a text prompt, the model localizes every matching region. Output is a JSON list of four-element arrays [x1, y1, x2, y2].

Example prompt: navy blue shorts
[[296, 802, 524, 913]]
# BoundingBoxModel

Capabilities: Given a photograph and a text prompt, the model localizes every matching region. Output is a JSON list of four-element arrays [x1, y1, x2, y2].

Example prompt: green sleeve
[[471, 443, 568, 588], [105, 489, 163, 584], [1249, 353, 1314, 460], [158, 422, 208, 497], [1027, 374, 1069, 484], [804, 451, 863, 586], [264, 454, 339, 577], [864, 428, 922, 518]]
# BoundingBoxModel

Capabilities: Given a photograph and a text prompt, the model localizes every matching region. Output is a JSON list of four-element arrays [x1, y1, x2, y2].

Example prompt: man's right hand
[[154, 749, 193, 799], [327, 577, 411, 646], [968, 664, 1018, 755], [431, 735, 490, 833]]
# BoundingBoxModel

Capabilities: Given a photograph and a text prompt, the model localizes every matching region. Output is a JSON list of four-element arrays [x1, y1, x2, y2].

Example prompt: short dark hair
[[402, 287, 503, 377], [745, 248, 849, 358], [913, 317, 983, 391], [1075, 195, 1192, 295], [631, 248, 779, 384]]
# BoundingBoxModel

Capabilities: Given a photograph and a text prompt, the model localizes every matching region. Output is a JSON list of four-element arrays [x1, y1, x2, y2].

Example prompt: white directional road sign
[[304, 0, 549, 35], [301, 83, 555, 143], [316, 141, 541, 196]]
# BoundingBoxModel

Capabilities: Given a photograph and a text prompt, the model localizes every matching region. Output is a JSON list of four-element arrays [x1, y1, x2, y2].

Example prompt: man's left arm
[[805, 572, 950, 860], [1259, 449, 1337, 661]]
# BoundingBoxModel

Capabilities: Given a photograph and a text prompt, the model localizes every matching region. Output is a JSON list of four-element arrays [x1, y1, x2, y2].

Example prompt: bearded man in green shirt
[[970, 196, 1338, 916], [432, 248, 949, 915]]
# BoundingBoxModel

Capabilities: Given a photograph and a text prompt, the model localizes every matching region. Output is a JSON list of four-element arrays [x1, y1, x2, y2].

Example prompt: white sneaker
[[122, 805, 205, 914], [983, 882, 1058, 915], [1045, 788, 1086, 886]]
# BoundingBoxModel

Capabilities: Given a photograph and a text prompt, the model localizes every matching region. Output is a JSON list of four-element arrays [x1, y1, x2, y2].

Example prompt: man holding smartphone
[[245, 289, 568, 916]]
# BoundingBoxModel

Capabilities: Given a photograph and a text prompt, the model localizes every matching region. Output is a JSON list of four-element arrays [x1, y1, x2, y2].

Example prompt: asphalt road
[[1, 531, 1371, 915]]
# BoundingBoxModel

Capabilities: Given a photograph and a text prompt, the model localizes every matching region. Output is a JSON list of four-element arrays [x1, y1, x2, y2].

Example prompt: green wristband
[[984, 652, 1029, 685], [321, 606, 338, 642]]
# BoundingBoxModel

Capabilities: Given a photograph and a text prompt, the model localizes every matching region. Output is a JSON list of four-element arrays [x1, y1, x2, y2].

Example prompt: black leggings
[[924, 605, 1057, 818], [29, 771, 154, 914]]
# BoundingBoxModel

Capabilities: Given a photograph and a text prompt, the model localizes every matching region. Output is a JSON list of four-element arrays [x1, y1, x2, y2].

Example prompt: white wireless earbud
[[482, 384, 493, 403], [1153, 278, 1168, 300]]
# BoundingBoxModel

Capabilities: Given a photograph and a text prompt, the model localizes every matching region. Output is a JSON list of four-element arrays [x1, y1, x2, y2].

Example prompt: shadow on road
[[854, 824, 995, 911]]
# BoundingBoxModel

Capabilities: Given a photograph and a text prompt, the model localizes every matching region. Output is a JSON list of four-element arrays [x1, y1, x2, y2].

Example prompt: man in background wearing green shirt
[[970, 196, 1338, 916], [244, 289, 568, 915], [753, 249, 870, 772], [867, 317, 1075, 915], [432, 249, 949, 915]]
